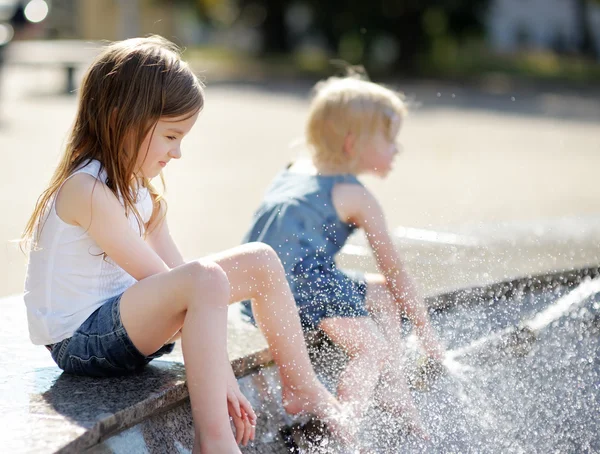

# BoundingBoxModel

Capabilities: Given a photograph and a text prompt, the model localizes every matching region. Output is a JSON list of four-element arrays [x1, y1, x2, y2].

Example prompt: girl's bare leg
[[119, 261, 241, 454], [364, 275, 425, 432], [318, 316, 389, 420], [206, 243, 354, 437]]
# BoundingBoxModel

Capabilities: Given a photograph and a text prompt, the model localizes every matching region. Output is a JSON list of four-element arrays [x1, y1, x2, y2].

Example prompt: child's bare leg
[[119, 261, 240, 454], [205, 243, 351, 433], [365, 275, 406, 360], [367, 273, 444, 360], [318, 317, 389, 420], [364, 276, 425, 431]]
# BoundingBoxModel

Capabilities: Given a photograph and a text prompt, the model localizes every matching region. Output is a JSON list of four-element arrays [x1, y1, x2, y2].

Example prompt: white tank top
[[24, 160, 153, 345]]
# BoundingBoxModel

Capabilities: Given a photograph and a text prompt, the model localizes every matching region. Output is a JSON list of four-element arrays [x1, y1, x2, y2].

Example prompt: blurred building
[[488, 0, 600, 55], [46, 0, 199, 43]]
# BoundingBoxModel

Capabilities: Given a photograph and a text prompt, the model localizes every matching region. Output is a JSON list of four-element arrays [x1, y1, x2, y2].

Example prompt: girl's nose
[[169, 147, 182, 159]]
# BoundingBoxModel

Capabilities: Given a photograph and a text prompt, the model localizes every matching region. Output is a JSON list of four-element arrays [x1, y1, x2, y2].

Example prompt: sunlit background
[[0, 0, 599, 297]]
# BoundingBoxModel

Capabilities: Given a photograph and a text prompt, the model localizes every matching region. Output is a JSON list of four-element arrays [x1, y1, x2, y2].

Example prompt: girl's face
[[355, 128, 400, 178], [135, 112, 199, 179]]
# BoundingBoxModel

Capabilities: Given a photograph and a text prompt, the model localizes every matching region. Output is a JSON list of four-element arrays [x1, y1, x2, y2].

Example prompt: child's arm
[[56, 173, 170, 280], [333, 184, 444, 360], [145, 200, 186, 269]]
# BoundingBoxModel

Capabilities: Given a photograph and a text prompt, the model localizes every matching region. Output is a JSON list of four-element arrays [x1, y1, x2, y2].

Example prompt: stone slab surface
[[0, 300, 269, 454], [91, 276, 600, 453], [3, 267, 600, 453]]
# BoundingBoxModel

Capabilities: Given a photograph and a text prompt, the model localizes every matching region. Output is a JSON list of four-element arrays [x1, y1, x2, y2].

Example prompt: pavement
[[1, 61, 599, 298]]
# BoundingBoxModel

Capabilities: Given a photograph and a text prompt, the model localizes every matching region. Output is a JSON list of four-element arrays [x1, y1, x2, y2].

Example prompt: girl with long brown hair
[[22, 36, 351, 453]]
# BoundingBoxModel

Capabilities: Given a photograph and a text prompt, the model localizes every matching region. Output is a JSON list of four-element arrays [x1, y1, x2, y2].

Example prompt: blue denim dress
[[241, 167, 369, 330]]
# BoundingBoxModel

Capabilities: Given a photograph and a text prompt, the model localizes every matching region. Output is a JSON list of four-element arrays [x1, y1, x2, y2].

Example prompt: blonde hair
[[306, 75, 407, 170], [22, 35, 204, 250]]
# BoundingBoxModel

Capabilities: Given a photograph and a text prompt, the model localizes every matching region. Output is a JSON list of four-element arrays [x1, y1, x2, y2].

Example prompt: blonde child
[[240, 74, 445, 432], [22, 36, 350, 454]]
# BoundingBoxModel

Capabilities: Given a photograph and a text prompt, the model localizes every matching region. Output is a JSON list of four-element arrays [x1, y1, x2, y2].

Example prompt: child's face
[[135, 112, 199, 179], [355, 128, 400, 178]]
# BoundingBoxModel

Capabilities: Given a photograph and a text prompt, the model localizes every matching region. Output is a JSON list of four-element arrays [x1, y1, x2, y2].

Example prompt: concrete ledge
[[428, 265, 600, 309], [0, 303, 271, 454], [3, 265, 600, 453]]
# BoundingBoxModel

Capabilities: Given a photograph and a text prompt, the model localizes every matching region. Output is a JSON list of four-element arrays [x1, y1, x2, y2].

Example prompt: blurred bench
[[5, 39, 102, 94]]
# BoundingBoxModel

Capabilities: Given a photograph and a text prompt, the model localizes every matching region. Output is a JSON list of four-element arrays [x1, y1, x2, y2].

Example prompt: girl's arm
[[145, 200, 186, 268], [333, 183, 443, 358], [56, 173, 170, 280]]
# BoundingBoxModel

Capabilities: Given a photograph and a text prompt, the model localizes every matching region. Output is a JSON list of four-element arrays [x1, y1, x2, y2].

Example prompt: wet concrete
[[2, 214, 600, 452], [81, 272, 600, 453], [356, 278, 600, 453], [236, 275, 599, 453], [2, 237, 600, 453]]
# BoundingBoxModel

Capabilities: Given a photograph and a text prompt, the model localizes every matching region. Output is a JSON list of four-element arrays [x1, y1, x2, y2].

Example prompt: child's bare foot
[[374, 379, 428, 439], [281, 382, 358, 444], [376, 398, 429, 440]]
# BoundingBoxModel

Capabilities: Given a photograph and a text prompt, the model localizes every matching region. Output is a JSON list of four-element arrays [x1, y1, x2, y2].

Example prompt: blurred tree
[[574, 0, 599, 59], [305, 0, 489, 72], [167, 0, 489, 72], [259, 0, 288, 52]]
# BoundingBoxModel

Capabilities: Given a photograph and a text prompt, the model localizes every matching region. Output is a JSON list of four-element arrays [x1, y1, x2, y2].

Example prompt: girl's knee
[[246, 241, 277, 259], [244, 242, 282, 273], [180, 260, 230, 304]]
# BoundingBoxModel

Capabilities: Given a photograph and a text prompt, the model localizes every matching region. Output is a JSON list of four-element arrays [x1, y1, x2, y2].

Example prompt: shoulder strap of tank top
[[71, 159, 106, 183], [334, 173, 362, 187]]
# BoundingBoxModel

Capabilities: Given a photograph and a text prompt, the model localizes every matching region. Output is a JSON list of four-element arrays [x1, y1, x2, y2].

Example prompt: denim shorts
[[47, 294, 175, 377]]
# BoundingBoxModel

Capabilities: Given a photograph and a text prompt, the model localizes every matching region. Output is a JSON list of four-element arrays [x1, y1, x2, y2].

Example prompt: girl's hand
[[227, 371, 256, 445]]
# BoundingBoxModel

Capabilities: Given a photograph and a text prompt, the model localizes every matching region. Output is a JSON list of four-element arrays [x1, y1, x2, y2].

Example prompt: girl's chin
[[143, 169, 162, 180]]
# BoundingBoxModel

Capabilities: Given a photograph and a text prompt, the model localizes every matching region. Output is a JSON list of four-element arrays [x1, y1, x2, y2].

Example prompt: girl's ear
[[343, 132, 356, 158]]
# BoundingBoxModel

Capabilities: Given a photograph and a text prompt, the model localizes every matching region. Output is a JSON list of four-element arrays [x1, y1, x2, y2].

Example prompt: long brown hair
[[22, 35, 204, 250]]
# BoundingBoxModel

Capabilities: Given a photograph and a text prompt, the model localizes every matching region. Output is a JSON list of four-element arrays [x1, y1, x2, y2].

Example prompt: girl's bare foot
[[374, 378, 428, 439], [281, 382, 358, 444]]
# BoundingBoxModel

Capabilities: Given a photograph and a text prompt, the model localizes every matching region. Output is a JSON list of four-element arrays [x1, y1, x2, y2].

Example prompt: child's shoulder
[[60, 160, 108, 198], [331, 178, 374, 205], [54, 160, 116, 227], [331, 180, 380, 226]]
